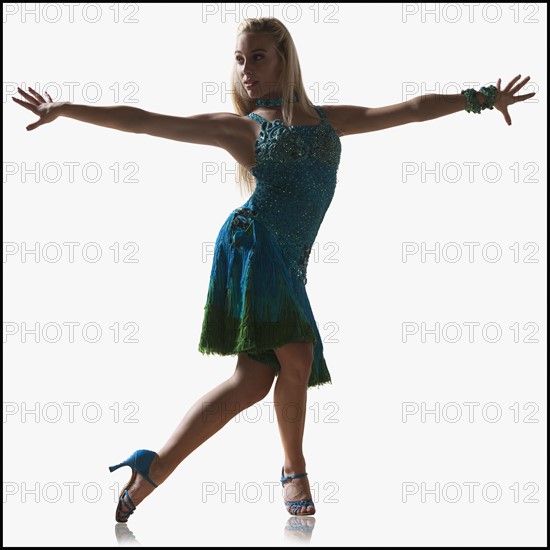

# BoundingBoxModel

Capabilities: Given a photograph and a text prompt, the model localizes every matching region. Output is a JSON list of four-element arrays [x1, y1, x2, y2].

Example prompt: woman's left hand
[[494, 75, 536, 126]]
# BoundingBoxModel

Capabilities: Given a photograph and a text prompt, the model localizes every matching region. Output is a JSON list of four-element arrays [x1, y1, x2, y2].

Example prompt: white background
[[3, 2, 547, 547]]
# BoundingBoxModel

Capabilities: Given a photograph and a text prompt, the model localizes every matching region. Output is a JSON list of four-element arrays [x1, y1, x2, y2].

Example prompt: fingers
[[45, 90, 53, 102], [503, 74, 522, 93], [514, 92, 537, 103], [510, 75, 530, 95], [11, 96, 37, 113], [503, 107, 512, 126], [16, 86, 40, 105], [27, 86, 47, 103], [26, 118, 45, 131], [497, 78, 501, 91]]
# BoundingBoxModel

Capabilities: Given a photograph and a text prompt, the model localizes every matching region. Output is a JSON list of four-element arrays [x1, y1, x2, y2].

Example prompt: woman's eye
[[235, 55, 263, 63]]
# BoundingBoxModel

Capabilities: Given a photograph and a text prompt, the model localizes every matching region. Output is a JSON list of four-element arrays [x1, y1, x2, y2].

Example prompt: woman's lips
[[244, 81, 257, 89]]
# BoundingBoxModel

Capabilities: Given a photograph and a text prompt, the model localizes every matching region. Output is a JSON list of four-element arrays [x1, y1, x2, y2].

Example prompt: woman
[[13, 17, 534, 521]]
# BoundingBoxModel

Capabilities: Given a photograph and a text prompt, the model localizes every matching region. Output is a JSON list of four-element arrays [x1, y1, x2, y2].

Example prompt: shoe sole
[[115, 469, 137, 523]]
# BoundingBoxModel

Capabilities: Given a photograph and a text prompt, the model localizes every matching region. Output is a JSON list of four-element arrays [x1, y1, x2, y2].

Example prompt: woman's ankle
[[283, 458, 307, 475], [150, 455, 169, 485]]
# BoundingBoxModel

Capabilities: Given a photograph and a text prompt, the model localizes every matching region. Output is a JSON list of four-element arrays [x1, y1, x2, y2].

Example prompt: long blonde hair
[[231, 17, 317, 197]]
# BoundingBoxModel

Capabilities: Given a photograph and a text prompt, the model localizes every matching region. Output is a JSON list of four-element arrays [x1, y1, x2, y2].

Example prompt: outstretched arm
[[12, 86, 245, 147], [325, 75, 535, 136]]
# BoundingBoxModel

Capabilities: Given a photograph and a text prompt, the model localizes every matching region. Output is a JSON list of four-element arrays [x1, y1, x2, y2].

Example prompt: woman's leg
[[273, 341, 315, 515], [117, 353, 276, 511]]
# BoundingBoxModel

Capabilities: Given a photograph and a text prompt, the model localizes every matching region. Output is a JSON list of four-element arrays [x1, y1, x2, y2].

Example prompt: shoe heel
[[108, 460, 130, 473], [108, 449, 159, 488]]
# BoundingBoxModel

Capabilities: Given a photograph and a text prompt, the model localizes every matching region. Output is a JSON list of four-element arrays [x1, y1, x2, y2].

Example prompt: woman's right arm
[[13, 86, 246, 148], [59, 104, 245, 147]]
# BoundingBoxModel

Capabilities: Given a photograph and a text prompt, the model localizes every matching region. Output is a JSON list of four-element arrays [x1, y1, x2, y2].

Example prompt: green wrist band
[[461, 84, 498, 114], [478, 85, 498, 110]]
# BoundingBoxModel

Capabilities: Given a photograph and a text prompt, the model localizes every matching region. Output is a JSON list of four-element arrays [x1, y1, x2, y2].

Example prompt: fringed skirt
[[198, 207, 332, 389]]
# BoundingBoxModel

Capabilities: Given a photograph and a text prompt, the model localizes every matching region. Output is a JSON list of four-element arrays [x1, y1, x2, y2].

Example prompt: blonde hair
[[231, 17, 317, 197]]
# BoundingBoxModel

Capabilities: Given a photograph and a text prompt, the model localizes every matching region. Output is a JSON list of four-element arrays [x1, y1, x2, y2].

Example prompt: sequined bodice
[[238, 105, 341, 284]]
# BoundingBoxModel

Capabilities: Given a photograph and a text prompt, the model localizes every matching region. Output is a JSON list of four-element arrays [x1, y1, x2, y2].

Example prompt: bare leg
[[117, 354, 275, 513], [273, 341, 315, 515]]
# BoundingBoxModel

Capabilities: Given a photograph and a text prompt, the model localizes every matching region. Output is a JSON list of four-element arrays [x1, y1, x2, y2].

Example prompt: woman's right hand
[[12, 86, 67, 131]]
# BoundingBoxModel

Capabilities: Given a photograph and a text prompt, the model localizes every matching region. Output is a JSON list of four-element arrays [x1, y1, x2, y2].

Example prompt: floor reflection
[[284, 516, 316, 545], [115, 523, 141, 546], [114, 514, 317, 546]]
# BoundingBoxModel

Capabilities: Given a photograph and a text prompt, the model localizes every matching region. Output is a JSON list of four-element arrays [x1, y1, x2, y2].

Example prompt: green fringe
[[198, 301, 332, 389]]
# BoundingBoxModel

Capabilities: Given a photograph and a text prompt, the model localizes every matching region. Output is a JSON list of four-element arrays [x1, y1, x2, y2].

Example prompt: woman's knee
[[273, 341, 313, 384], [233, 353, 276, 405]]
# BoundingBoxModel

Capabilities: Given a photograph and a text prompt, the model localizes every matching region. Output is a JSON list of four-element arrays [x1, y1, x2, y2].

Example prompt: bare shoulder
[[186, 111, 246, 122], [318, 104, 351, 137], [140, 109, 258, 147], [189, 111, 258, 170], [193, 111, 257, 139]]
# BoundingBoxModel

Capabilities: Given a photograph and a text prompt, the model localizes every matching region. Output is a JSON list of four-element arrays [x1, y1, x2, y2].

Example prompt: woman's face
[[235, 32, 283, 100]]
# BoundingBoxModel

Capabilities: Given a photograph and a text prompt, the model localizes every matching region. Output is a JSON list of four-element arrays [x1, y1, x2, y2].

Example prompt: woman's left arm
[[415, 75, 534, 126], [325, 75, 535, 136]]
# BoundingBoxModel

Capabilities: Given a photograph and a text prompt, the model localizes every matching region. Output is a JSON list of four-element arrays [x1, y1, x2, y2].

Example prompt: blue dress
[[198, 105, 342, 388]]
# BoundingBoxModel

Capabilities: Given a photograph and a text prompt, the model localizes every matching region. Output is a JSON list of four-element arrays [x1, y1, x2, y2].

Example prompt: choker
[[254, 94, 298, 107]]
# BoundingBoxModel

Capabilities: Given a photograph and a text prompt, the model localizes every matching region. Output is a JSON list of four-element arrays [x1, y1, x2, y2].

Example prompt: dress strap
[[313, 105, 327, 122], [246, 112, 269, 125]]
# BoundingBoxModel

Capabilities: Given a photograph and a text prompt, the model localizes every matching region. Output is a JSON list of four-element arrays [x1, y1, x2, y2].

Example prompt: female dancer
[[13, 17, 534, 520]]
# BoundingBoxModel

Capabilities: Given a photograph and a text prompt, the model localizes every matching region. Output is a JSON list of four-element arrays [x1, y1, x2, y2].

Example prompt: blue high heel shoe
[[108, 449, 159, 523], [280, 466, 316, 516]]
